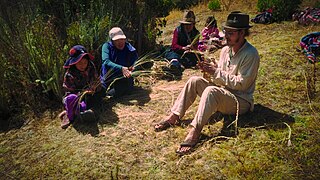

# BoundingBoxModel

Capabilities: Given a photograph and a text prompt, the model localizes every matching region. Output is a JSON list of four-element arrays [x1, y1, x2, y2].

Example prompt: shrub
[[208, 0, 221, 11], [0, 0, 175, 125], [0, 3, 60, 121], [257, 0, 302, 22]]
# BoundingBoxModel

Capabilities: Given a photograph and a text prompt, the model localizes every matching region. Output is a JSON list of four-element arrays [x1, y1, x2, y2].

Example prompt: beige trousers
[[171, 76, 250, 131]]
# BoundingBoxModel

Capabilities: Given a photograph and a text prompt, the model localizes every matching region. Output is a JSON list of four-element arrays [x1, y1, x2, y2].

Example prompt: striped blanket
[[300, 32, 320, 63], [293, 7, 320, 25]]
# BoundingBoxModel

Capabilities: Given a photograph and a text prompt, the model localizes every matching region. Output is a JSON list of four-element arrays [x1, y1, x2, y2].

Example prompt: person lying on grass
[[154, 12, 260, 155], [59, 45, 105, 129], [100, 27, 138, 98]]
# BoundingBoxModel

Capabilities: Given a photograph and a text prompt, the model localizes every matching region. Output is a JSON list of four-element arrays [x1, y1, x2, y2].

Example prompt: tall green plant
[[0, 54, 9, 117], [0, 0, 176, 122], [24, 16, 65, 99], [66, 16, 111, 51], [0, 3, 39, 116]]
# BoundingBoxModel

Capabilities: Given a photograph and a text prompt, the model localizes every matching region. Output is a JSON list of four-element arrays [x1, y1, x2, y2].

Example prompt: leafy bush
[[25, 16, 65, 99], [257, 0, 302, 21], [0, 0, 175, 125], [208, 0, 221, 11]]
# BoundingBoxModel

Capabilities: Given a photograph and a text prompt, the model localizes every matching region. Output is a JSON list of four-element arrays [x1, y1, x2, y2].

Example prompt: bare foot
[[176, 126, 201, 155], [154, 113, 179, 131], [58, 110, 67, 120]]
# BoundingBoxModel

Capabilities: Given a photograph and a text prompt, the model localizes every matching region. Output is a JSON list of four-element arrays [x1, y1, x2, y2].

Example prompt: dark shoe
[[61, 113, 70, 129], [106, 88, 115, 98], [154, 119, 180, 132], [79, 109, 96, 122], [176, 139, 199, 156]]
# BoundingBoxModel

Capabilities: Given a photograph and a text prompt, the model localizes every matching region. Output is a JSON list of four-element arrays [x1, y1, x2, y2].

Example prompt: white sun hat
[[109, 27, 126, 41]]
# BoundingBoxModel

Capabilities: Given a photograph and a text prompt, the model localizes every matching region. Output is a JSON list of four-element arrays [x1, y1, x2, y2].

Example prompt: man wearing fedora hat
[[155, 12, 260, 155], [164, 10, 200, 71]]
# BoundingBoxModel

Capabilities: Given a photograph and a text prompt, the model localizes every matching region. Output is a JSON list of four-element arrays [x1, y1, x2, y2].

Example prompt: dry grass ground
[[1, 1, 320, 179]]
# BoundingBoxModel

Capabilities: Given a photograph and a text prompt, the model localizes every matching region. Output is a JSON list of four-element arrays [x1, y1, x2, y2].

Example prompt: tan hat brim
[[112, 35, 126, 41], [179, 20, 193, 24]]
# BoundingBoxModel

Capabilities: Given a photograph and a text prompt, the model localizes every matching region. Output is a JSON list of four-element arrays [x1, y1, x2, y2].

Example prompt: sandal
[[176, 139, 199, 156], [154, 119, 180, 132]]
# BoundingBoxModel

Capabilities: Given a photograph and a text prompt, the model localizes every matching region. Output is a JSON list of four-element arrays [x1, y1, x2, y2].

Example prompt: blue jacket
[[100, 41, 138, 87]]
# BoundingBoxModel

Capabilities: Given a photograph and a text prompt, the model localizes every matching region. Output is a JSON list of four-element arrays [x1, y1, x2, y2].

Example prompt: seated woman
[[100, 27, 138, 98], [59, 45, 105, 129], [198, 15, 222, 52], [164, 10, 200, 69]]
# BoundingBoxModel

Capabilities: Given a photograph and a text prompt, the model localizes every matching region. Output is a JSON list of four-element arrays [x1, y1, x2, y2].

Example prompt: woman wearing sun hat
[[164, 10, 200, 70], [59, 45, 104, 129], [100, 27, 138, 98]]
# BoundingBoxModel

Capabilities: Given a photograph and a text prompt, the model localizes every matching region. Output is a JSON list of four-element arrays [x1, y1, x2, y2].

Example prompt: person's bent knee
[[64, 94, 78, 104], [200, 86, 221, 103], [187, 76, 204, 84], [203, 85, 219, 95]]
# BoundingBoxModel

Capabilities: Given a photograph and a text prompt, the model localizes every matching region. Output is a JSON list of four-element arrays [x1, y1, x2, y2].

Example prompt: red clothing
[[201, 26, 220, 40], [63, 61, 99, 94], [171, 25, 199, 52], [171, 28, 183, 51]]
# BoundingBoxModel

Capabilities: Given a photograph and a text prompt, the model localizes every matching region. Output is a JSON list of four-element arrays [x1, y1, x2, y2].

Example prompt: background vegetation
[[0, 0, 319, 179], [257, 0, 302, 21], [0, 0, 176, 127]]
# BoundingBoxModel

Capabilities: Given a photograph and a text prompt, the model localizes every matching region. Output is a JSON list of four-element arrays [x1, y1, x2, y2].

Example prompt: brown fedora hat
[[222, 12, 252, 29], [179, 10, 196, 24]]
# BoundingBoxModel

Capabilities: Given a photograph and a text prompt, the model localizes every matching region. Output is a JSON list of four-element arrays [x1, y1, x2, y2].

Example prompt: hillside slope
[[1, 1, 319, 179]]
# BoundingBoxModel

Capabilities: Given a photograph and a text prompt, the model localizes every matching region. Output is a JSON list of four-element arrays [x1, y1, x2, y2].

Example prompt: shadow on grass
[[237, 103, 295, 128], [0, 115, 24, 133], [0, 99, 61, 133], [113, 86, 152, 106], [180, 103, 295, 143], [72, 86, 151, 136]]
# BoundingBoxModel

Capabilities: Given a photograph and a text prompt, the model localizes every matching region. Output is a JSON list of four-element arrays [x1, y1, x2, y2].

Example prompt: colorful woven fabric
[[251, 11, 274, 24], [300, 32, 320, 63], [293, 8, 320, 26]]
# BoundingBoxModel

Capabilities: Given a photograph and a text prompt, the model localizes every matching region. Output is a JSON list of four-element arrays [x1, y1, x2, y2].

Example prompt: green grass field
[[1, 1, 319, 179]]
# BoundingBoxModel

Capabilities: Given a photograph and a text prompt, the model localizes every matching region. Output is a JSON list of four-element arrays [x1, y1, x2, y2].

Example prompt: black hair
[[243, 29, 250, 37], [237, 29, 250, 37], [205, 16, 217, 28], [82, 54, 90, 60]]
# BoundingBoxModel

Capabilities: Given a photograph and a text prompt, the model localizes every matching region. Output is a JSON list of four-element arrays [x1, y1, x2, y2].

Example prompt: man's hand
[[182, 45, 192, 52], [84, 89, 95, 95], [128, 66, 134, 71], [122, 66, 132, 78], [198, 61, 217, 75]]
